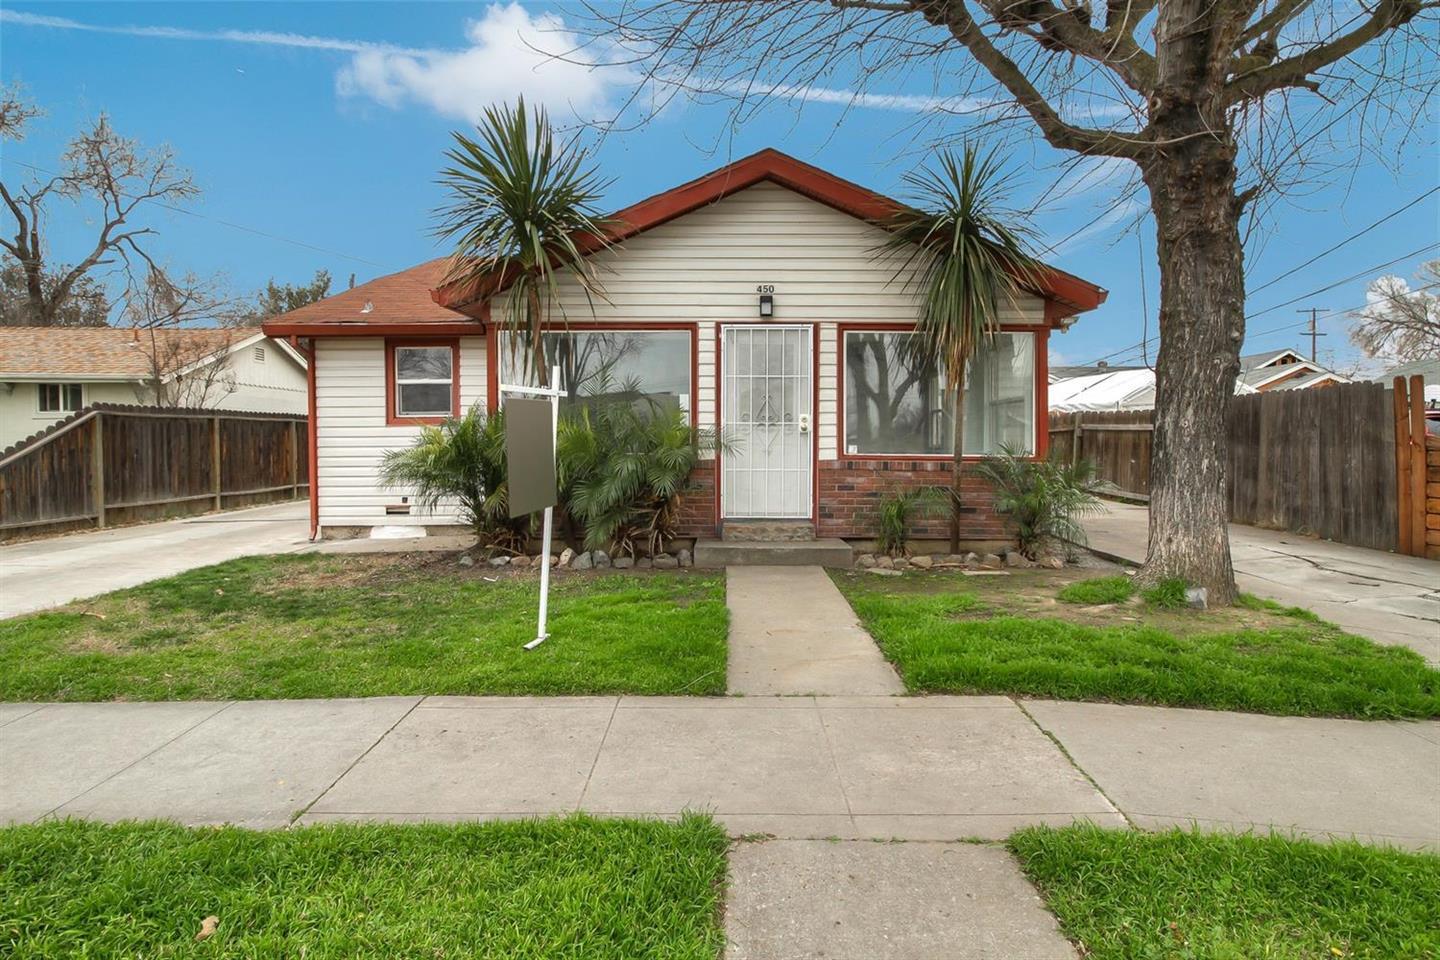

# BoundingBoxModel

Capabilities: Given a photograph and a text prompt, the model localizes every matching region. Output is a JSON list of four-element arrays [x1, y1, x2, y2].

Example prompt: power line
[[1079, 240, 1440, 367], [3, 158, 391, 270], [1247, 185, 1440, 296]]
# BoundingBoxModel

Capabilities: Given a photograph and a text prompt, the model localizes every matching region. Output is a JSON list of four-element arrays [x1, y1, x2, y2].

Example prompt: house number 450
[[755, 284, 775, 294]]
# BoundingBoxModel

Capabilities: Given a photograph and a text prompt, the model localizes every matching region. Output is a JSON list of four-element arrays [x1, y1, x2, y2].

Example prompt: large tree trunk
[[1137, 124, 1245, 605]]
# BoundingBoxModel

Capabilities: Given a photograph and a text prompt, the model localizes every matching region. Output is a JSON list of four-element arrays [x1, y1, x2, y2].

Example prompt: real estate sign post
[[502, 366, 561, 650]]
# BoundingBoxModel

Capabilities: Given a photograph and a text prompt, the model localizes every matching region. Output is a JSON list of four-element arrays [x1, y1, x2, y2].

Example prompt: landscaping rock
[[676, 548, 693, 567], [1040, 556, 1065, 569], [1005, 552, 1037, 569], [613, 556, 634, 570], [892, 557, 911, 570], [964, 552, 980, 565], [652, 554, 679, 569], [875, 556, 895, 570], [559, 548, 575, 567], [865, 567, 903, 576], [909, 555, 933, 569], [980, 553, 1004, 569], [457, 554, 475, 568], [855, 554, 876, 568], [548, 554, 560, 567], [593, 550, 612, 569], [636, 557, 654, 569], [488, 556, 510, 568], [1186, 586, 1209, 610], [572, 551, 594, 570]]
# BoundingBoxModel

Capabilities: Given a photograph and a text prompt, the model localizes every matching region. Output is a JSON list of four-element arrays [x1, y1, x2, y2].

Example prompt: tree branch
[[1226, 0, 1426, 104]]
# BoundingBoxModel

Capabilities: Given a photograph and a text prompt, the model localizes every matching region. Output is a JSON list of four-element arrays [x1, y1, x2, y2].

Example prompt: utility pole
[[1296, 307, 1327, 361]]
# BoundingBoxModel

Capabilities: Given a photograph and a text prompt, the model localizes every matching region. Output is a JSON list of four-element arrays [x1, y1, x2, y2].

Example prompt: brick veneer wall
[[817, 459, 1009, 541], [674, 459, 718, 538]]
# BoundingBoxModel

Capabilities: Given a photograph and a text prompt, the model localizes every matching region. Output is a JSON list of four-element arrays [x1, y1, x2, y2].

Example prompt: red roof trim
[[432, 148, 1107, 315]]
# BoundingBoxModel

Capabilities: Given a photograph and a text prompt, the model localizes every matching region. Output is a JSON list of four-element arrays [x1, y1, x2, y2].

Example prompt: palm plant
[[434, 97, 613, 384], [877, 145, 1042, 552], [558, 394, 722, 557], [378, 406, 529, 551], [975, 445, 1104, 559], [875, 485, 948, 557]]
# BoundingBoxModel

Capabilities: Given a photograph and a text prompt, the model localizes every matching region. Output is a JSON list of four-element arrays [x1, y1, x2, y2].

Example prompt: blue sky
[[3, 1, 1436, 371]]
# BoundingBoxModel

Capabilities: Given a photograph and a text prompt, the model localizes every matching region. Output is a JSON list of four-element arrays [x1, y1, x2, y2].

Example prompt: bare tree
[[0, 86, 199, 326], [122, 271, 244, 408], [584, 0, 1438, 602], [1349, 260, 1440, 362]]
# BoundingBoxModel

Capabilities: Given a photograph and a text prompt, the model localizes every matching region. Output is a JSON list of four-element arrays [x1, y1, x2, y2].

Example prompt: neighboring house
[[1049, 349, 1350, 413], [0, 326, 308, 449], [1376, 357, 1439, 430], [263, 149, 1106, 543]]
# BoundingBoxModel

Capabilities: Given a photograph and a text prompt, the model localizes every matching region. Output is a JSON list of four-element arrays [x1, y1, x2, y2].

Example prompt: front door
[[721, 325, 813, 519]]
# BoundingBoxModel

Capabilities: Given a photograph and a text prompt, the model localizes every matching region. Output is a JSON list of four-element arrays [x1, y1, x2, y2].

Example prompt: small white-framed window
[[392, 344, 456, 419], [38, 383, 84, 413]]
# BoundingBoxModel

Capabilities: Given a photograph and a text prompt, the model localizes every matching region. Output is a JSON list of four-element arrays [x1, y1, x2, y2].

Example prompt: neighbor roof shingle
[[0, 326, 261, 378]]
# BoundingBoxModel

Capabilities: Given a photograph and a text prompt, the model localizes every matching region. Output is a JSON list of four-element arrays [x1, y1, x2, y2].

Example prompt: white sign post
[[500, 365, 561, 650]]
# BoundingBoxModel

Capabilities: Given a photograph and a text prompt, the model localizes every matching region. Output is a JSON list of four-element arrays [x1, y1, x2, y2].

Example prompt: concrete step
[[694, 538, 853, 568], [722, 520, 817, 542]]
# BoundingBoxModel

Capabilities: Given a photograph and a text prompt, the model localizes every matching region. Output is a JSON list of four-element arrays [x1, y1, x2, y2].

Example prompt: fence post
[[211, 415, 222, 512], [290, 419, 300, 499], [1394, 377, 1412, 555], [1070, 412, 1084, 468], [91, 412, 106, 530], [1409, 374, 1426, 557]]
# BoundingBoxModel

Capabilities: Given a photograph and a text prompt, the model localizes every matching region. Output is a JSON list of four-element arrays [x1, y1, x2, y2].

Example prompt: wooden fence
[[0, 404, 308, 541], [1049, 376, 1433, 555]]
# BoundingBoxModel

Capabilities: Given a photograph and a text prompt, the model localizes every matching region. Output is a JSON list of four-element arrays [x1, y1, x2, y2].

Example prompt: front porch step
[[722, 520, 816, 542], [694, 538, 853, 568]]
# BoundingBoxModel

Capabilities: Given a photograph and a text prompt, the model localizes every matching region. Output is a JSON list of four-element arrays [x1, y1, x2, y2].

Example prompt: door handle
[[798, 413, 811, 433]]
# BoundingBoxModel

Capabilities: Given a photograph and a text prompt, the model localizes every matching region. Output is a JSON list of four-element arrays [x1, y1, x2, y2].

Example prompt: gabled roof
[[265, 148, 1107, 337], [1238, 348, 1306, 372], [0, 326, 298, 380]]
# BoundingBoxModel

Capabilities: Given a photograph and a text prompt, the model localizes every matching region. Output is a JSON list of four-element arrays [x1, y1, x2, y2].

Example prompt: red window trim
[[484, 322, 699, 429], [835, 322, 1045, 463], [385, 338, 461, 426]]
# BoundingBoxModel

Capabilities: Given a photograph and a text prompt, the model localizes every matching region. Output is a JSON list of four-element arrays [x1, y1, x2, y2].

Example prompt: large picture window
[[500, 329, 692, 415], [843, 329, 1035, 456], [389, 342, 457, 421]]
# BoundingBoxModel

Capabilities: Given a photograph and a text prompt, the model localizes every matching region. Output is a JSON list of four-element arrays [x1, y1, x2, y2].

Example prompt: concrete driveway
[[0, 501, 310, 620], [1083, 502, 1440, 664]]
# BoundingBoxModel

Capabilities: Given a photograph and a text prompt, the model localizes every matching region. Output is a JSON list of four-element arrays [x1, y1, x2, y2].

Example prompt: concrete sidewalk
[[727, 566, 905, 695], [1083, 501, 1440, 663], [4, 695, 1435, 849], [0, 500, 311, 620]]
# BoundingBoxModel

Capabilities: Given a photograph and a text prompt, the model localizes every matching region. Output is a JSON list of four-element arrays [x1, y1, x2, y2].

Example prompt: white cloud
[[335, 4, 623, 121]]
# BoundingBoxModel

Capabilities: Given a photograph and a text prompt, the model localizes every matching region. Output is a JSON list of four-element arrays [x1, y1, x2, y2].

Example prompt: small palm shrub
[[558, 398, 721, 557], [378, 405, 530, 551], [975, 446, 1103, 559], [875, 486, 948, 556]]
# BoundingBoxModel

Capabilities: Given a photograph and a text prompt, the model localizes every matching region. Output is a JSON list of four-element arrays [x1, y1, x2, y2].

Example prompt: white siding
[[211, 338, 307, 415], [315, 180, 1046, 530], [315, 336, 486, 529], [491, 180, 1043, 443]]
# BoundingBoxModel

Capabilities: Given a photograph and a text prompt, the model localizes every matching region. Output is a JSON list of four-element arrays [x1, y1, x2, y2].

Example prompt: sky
[[2, 1, 1437, 373]]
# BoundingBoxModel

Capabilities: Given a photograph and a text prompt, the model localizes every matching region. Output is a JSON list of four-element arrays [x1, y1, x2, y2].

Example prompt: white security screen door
[[722, 325, 813, 518]]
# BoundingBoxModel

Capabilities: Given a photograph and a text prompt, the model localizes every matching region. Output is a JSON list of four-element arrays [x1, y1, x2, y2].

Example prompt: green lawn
[[831, 569, 1440, 718], [0, 554, 728, 700], [0, 815, 728, 959], [1010, 824, 1440, 960]]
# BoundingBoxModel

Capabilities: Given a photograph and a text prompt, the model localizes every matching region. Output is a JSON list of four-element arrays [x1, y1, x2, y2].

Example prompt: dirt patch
[[834, 566, 1313, 637]]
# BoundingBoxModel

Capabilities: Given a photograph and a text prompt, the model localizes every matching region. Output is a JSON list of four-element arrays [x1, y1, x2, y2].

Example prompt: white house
[[0, 326, 308, 450], [263, 149, 1107, 544]]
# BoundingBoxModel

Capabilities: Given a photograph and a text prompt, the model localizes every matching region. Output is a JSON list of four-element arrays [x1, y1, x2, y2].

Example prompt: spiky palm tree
[[434, 98, 612, 385], [877, 145, 1043, 552]]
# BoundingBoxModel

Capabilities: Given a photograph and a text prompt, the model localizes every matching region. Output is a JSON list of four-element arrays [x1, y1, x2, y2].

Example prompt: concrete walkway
[[1083, 501, 1440, 664], [5, 695, 1435, 849], [726, 566, 905, 695], [0, 500, 311, 620]]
